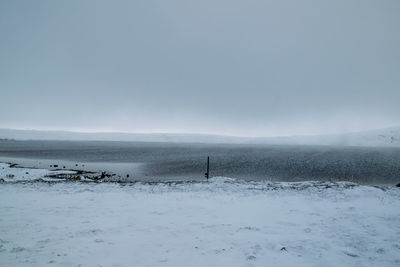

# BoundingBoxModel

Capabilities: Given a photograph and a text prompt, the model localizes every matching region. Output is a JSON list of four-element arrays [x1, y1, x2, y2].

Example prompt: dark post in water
[[205, 156, 210, 179]]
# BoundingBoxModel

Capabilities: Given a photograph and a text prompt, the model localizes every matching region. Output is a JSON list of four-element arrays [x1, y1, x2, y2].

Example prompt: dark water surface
[[0, 140, 400, 184]]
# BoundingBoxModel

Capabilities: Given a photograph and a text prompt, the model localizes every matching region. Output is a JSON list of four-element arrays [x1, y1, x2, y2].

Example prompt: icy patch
[[0, 162, 76, 182]]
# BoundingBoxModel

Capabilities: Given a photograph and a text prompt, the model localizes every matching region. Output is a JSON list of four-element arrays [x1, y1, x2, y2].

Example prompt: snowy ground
[[1, 163, 400, 266]]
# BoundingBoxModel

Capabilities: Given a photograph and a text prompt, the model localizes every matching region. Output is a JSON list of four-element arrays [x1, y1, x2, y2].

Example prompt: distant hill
[[254, 126, 400, 147], [0, 127, 399, 147], [0, 129, 245, 144]]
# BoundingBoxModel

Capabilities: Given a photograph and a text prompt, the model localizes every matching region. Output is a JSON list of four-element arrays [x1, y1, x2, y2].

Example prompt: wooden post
[[205, 156, 210, 179]]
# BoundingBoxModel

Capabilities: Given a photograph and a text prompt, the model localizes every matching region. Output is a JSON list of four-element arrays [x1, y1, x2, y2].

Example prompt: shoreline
[[1, 161, 397, 191], [0, 156, 146, 182]]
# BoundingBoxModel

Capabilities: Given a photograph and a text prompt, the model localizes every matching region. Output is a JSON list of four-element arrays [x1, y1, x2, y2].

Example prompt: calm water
[[1, 140, 400, 184]]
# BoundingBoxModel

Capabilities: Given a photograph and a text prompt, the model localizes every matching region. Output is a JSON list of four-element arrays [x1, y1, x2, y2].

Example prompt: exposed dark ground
[[0, 140, 400, 184]]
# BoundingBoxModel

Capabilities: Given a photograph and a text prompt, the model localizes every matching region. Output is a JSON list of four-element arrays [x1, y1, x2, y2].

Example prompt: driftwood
[[45, 170, 114, 182]]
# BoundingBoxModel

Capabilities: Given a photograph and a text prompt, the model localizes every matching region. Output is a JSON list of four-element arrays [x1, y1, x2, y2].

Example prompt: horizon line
[[1, 125, 399, 140]]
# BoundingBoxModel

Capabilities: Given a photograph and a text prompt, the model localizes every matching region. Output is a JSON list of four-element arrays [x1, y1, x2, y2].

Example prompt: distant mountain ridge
[[0, 127, 399, 147], [259, 127, 400, 147]]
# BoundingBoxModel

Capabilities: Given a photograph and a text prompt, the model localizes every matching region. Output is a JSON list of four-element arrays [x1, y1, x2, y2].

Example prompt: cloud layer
[[1, 0, 399, 136]]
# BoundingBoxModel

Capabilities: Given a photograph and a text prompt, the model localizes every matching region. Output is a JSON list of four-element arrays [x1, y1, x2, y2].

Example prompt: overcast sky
[[0, 0, 399, 137]]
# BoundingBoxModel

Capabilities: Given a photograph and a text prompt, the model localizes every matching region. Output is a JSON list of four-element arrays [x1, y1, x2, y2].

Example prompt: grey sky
[[1, 0, 399, 137]]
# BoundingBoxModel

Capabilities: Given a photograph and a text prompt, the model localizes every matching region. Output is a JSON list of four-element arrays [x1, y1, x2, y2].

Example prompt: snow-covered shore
[[1, 163, 400, 266]]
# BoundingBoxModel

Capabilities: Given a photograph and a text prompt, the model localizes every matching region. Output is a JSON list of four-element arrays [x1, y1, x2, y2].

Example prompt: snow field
[[1, 164, 400, 266]]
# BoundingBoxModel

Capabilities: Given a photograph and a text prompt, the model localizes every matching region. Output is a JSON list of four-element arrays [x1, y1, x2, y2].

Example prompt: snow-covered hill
[[255, 126, 400, 147], [0, 127, 400, 147]]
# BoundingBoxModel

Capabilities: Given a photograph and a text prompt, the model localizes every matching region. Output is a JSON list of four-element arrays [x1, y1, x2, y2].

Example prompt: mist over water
[[1, 140, 400, 184], [1, 3, 399, 182]]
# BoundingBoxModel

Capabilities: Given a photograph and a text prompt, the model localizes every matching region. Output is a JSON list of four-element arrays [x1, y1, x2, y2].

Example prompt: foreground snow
[[1, 165, 400, 266]]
